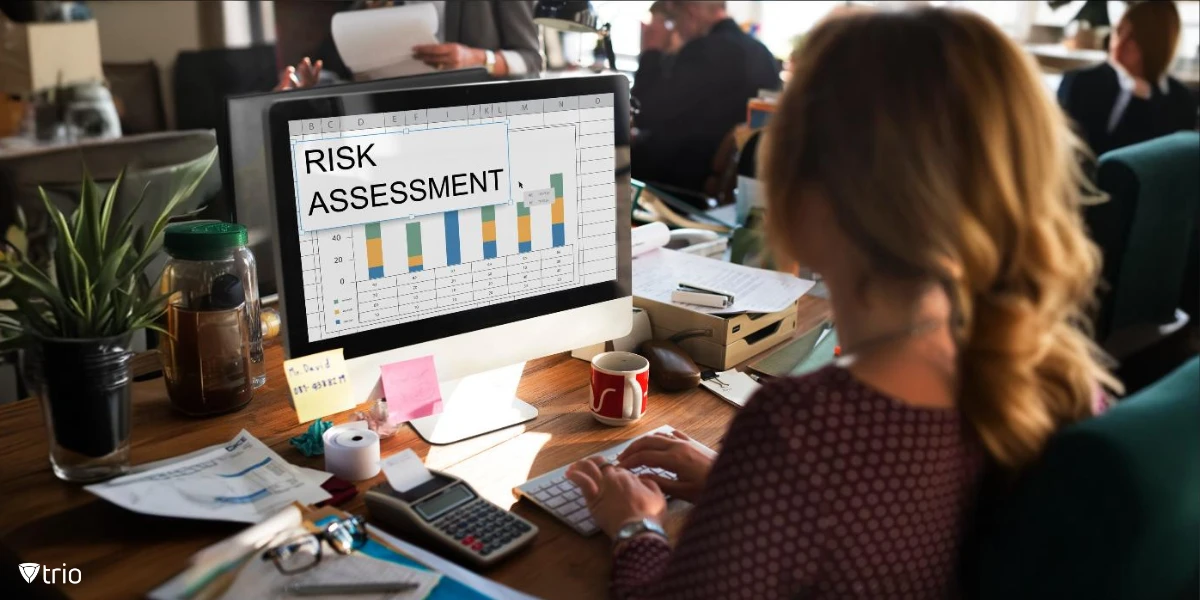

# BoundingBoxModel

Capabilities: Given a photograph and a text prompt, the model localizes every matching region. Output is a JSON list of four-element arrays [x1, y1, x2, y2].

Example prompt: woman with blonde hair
[[566, 7, 1117, 599]]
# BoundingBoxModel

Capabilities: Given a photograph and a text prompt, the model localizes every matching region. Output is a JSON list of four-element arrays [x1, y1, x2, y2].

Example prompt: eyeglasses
[[261, 515, 368, 575]]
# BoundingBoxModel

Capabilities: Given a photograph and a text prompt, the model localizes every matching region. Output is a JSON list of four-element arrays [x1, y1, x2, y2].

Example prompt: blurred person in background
[[646, 1, 683, 56], [1057, 0, 1197, 157], [275, 0, 541, 90], [631, 1, 780, 194]]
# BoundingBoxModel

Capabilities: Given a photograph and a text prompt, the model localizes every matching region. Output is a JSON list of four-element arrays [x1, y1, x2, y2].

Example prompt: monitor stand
[[408, 362, 538, 445]]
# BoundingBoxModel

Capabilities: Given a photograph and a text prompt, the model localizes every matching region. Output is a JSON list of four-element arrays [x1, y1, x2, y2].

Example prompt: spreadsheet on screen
[[286, 93, 619, 342]]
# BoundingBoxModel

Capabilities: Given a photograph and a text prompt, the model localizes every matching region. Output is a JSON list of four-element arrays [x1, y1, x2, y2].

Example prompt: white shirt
[[407, 0, 528, 75]]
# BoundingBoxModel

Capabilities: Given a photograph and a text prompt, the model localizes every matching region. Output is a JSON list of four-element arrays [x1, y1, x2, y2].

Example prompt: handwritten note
[[283, 349, 356, 423], [380, 356, 445, 423]]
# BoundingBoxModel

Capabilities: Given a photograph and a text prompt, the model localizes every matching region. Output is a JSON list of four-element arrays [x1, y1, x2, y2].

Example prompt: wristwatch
[[613, 518, 667, 547], [484, 50, 497, 75]]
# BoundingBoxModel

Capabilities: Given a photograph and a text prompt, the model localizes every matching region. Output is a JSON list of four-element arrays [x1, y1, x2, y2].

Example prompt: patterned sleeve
[[610, 378, 825, 599]]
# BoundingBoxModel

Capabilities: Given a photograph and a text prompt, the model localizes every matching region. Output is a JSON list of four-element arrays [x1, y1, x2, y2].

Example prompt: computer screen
[[219, 69, 489, 298], [268, 77, 629, 357]]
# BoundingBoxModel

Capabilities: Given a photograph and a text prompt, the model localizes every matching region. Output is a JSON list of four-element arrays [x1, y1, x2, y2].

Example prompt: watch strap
[[613, 518, 667, 548]]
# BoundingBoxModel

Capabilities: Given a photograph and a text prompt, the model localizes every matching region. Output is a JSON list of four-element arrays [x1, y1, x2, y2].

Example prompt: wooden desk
[[0, 297, 828, 600]]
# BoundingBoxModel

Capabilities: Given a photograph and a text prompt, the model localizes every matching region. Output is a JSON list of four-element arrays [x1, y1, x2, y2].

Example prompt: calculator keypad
[[433, 499, 533, 556]]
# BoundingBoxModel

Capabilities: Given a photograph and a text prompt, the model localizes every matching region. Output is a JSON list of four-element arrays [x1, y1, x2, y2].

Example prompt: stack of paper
[[632, 247, 814, 315]]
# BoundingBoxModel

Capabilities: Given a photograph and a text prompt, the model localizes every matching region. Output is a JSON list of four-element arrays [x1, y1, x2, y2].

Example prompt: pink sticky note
[[380, 356, 444, 423]]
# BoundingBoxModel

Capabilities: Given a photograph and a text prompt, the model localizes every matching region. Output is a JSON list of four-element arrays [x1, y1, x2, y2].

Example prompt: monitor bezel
[[266, 75, 632, 361]]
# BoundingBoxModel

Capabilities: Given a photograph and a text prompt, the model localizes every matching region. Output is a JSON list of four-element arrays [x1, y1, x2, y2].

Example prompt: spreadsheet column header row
[[288, 93, 615, 136]]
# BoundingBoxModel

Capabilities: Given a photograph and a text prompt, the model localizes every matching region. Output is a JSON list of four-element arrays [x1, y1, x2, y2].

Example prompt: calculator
[[365, 469, 537, 568]]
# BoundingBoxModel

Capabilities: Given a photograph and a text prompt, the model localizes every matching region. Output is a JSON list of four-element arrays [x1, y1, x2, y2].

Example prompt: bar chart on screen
[[293, 93, 619, 341]]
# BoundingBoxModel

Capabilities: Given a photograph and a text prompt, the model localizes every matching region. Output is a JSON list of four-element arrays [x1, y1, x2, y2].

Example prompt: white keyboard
[[513, 425, 704, 536]]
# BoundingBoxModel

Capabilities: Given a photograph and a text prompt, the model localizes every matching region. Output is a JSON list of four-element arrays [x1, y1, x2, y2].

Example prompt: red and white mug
[[590, 351, 649, 426]]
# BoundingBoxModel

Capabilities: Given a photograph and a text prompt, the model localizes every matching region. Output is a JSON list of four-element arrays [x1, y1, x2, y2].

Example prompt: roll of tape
[[322, 422, 381, 481]]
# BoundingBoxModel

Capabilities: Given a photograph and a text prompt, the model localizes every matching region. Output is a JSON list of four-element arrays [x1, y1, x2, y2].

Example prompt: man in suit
[[277, 0, 541, 89], [631, 1, 780, 194], [1057, 0, 1197, 158]]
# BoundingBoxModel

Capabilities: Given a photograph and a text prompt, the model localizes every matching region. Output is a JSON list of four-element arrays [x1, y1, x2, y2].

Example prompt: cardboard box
[[633, 296, 798, 370], [0, 16, 104, 95]]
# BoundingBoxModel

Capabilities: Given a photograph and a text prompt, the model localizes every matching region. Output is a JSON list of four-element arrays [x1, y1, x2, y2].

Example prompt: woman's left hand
[[565, 456, 667, 538], [412, 43, 483, 70]]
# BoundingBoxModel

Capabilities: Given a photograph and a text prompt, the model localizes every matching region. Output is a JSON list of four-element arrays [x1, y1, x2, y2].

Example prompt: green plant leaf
[[6, 265, 68, 321], [143, 148, 216, 249], [42, 188, 97, 321], [11, 295, 57, 337], [93, 237, 133, 299], [115, 180, 153, 244], [99, 168, 126, 250], [126, 148, 216, 280]]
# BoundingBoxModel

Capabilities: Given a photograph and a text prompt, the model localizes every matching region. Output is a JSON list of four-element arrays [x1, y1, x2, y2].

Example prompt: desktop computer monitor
[[265, 76, 632, 443], [218, 68, 490, 299]]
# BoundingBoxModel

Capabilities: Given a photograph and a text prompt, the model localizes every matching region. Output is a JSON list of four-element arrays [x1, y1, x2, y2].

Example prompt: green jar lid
[[163, 221, 248, 260]]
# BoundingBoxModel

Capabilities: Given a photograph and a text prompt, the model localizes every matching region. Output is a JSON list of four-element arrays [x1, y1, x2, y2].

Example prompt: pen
[[284, 581, 420, 596]]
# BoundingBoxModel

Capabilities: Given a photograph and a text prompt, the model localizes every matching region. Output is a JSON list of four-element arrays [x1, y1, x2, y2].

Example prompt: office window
[[948, 1, 1029, 37], [1034, 0, 1127, 27], [759, 1, 845, 57]]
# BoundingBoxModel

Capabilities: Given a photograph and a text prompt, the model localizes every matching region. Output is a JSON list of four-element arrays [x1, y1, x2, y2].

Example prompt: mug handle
[[623, 374, 643, 420]]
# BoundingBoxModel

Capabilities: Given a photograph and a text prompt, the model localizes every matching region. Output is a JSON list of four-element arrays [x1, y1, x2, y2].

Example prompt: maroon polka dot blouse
[[612, 365, 986, 599]]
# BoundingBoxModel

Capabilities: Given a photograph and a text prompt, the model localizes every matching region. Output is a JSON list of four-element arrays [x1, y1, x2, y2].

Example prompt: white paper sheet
[[332, 3, 438, 78], [86, 430, 331, 523], [219, 552, 441, 600], [633, 248, 815, 314], [381, 449, 434, 492], [700, 370, 762, 408]]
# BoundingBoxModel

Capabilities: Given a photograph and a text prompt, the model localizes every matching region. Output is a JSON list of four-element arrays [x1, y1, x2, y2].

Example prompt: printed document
[[86, 430, 331, 523], [633, 248, 814, 314]]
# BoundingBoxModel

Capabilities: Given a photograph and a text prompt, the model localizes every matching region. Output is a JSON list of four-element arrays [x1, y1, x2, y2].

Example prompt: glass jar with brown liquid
[[160, 222, 263, 416]]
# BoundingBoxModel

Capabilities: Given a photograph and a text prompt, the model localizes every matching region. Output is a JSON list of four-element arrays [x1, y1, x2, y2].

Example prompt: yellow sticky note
[[283, 348, 356, 423]]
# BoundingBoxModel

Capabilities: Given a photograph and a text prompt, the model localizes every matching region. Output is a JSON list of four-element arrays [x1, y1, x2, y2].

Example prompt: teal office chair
[[973, 356, 1200, 600], [1087, 132, 1200, 358]]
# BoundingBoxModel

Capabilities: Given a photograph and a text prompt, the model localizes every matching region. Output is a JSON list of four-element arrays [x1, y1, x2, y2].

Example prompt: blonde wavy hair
[[760, 8, 1119, 470]]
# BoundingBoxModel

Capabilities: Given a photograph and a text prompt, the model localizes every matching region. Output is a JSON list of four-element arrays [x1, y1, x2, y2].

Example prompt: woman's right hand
[[617, 430, 716, 503], [274, 57, 323, 91]]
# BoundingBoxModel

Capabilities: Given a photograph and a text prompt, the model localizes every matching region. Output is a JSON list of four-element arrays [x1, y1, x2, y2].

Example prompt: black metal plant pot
[[22, 333, 134, 482]]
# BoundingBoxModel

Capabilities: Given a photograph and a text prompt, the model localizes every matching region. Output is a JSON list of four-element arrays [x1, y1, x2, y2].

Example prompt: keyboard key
[[566, 507, 591, 523], [564, 499, 586, 514], [560, 488, 581, 502], [533, 489, 556, 501], [580, 517, 596, 531], [545, 496, 567, 509], [554, 482, 575, 493]]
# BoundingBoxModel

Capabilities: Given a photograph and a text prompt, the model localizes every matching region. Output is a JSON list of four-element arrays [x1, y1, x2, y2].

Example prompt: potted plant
[[0, 151, 214, 482]]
